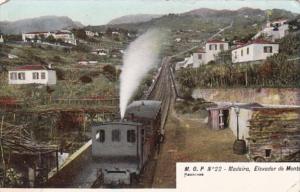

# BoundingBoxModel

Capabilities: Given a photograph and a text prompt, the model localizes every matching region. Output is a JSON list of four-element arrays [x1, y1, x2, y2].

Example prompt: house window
[[214, 44, 217, 50], [265, 149, 272, 157], [41, 72, 46, 79], [18, 72, 25, 80], [220, 44, 224, 51], [127, 130, 136, 143], [234, 51, 237, 59], [198, 54, 202, 60], [241, 49, 243, 56], [209, 44, 212, 50], [264, 46, 273, 53], [96, 130, 105, 143], [247, 47, 249, 55], [32, 72, 39, 79], [10, 72, 17, 80], [112, 129, 120, 142]]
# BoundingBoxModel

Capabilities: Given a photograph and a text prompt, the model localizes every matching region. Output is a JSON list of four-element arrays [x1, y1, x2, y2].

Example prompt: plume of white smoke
[[119, 29, 166, 119]]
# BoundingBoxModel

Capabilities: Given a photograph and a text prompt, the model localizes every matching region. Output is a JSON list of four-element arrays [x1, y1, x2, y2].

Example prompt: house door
[[223, 110, 229, 128]]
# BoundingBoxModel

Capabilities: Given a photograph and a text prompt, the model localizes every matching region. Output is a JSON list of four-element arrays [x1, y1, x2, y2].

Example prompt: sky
[[0, 0, 299, 25]]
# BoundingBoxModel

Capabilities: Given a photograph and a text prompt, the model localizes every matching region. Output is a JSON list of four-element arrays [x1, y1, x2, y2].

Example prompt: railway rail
[[146, 57, 175, 133]]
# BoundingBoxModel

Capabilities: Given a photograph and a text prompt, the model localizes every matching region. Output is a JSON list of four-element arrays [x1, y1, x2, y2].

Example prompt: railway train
[[91, 100, 162, 185]]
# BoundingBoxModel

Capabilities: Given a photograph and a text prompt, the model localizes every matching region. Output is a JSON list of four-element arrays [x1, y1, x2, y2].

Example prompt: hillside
[[0, 16, 84, 34], [90, 8, 297, 33], [108, 14, 162, 25]]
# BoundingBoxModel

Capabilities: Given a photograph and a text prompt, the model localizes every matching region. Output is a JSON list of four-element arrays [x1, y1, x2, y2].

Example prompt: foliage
[[176, 53, 300, 89], [279, 32, 300, 56], [79, 75, 93, 83], [73, 28, 88, 40], [45, 35, 56, 43], [102, 64, 117, 81]]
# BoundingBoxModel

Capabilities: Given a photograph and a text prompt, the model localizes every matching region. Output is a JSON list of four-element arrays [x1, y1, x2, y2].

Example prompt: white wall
[[232, 44, 255, 63], [229, 107, 253, 144], [232, 43, 279, 63], [8, 70, 57, 85], [253, 44, 279, 61], [192, 53, 206, 67], [204, 42, 229, 64]]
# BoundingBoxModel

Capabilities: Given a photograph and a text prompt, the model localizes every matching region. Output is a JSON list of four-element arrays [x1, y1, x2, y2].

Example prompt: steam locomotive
[[91, 100, 162, 185]]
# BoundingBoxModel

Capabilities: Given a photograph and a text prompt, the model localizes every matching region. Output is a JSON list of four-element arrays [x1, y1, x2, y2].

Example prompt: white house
[[85, 30, 99, 37], [253, 19, 289, 41], [22, 32, 52, 43], [91, 49, 108, 56], [8, 54, 18, 59], [22, 30, 77, 45], [176, 40, 229, 69], [204, 40, 229, 64], [231, 39, 279, 63], [8, 65, 56, 85], [52, 30, 77, 45]]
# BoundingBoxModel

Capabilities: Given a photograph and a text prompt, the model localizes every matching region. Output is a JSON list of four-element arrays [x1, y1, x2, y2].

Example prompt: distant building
[[0, 35, 4, 43], [253, 19, 289, 41], [54, 30, 77, 45], [231, 39, 279, 63], [22, 32, 51, 43], [85, 30, 99, 37], [204, 40, 229, 64], [8, 64, 56, 85], [8, 54, 18, 59], [175, 40, 229, 69], [22, 30, 77, 45], [175, 38, 181, 42], [91, 49, 108, 56]]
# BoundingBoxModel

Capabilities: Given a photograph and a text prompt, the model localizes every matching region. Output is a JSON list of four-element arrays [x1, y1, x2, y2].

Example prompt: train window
[[127, 130, 136, 143], [96, 130, 105, 143], [112, 129, 120, 142]]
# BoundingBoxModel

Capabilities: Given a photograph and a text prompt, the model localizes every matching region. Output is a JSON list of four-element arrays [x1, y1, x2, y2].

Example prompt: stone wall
[[192, 88, 300, 106]]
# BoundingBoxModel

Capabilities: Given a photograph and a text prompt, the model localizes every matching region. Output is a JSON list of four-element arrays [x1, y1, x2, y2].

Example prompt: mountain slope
[[0, 16, 84, 34], [108, 14, 162, 25]]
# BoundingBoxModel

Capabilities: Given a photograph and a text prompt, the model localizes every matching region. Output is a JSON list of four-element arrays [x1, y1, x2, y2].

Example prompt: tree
[[45, 35, 56, 43], [74, 29, 88, 40]]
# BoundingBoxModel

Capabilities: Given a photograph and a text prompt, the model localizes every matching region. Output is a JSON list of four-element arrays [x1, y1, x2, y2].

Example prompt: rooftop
[[196, 48, 206, 53], [125, 100, 161, 119], [11, 64, 52, 71], [206, 39, 227, 44], [232, 39, 278, 50], [24, 31, 50, 34]]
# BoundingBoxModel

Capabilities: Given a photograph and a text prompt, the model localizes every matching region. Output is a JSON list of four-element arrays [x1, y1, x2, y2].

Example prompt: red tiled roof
[[13, 65, 49, 71], [55, 31, 71, 35], [25, 32, 49, 34], [231, 39, 278, 50], [271, 19, 288, 23], [196, 48, 206, 53], [207, 39, 227, 43]]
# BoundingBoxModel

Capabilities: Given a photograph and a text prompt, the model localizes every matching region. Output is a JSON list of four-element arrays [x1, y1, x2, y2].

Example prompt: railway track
[[146, 57, 174, 133]]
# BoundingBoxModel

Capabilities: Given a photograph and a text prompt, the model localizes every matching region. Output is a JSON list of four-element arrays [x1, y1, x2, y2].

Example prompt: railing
[[51, 98, 119, 106]]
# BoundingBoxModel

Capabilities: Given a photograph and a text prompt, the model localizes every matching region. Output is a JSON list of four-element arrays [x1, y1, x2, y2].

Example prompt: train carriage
[[92, 100, 161, 185]]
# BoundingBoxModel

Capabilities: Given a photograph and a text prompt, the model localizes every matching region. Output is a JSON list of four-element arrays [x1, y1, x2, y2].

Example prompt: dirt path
[[152, 110, 248, 188]]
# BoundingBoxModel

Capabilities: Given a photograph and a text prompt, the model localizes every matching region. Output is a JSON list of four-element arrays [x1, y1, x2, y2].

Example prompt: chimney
[[48, 63, 52, 69]]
